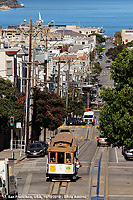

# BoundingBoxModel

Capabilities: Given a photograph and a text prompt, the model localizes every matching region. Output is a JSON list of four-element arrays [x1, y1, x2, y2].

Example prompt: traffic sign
[[16, 122, 21, 129]]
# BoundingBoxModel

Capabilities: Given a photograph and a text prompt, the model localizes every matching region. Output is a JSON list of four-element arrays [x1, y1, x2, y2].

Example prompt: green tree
[[93, 62, 102, 75], [0, 78, 18, 130], [89, 33, 105, 44], [106, 45, 125, 61], [126, 40, 133, 47], [96, 45, 103, 55], [98, 48, 133, 147], [0, 78, 19, 149]]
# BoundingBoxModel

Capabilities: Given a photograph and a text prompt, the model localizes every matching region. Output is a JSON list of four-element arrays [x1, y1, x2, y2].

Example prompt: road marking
[[92, 181, 104, 183], [22, 173, 32, 194], [115, 147, 119, 163]]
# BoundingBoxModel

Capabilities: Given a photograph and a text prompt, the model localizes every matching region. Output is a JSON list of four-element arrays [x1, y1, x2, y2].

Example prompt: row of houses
[[0, 23, 100, 99], [0, 23, 105, 148]]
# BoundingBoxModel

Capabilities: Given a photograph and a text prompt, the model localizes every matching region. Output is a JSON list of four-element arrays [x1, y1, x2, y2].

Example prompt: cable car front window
[[57, 152, 64, 164], [66, 153, 71, 163], [50, 152, 56, 163]]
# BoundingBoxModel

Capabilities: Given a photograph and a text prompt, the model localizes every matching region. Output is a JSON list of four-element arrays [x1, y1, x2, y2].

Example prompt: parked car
[[77, 117, 86, 125], [26, 142, 45, 157], [59, 129, 71, 133], [97, 134, 109, 146], [123, 146, 133, 160], [35, 141, 48, 155], [105, 60, 111, 63], [106, 66, 111, 70], [66, 117, 78, 125], [122, 145, 127, 155]]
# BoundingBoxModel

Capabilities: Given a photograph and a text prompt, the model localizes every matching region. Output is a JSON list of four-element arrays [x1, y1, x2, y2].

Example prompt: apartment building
[[122, 29, 133, 44], [0, 47, 27, 93]]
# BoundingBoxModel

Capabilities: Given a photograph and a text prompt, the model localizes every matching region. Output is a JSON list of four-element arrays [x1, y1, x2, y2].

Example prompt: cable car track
[[48, 181, 70, 199], [78, 125, 94, 155], [89, 147, 108, 200]]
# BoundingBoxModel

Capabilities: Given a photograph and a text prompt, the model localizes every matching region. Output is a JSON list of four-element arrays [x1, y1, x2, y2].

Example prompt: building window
[[6, 60, 12, 76]]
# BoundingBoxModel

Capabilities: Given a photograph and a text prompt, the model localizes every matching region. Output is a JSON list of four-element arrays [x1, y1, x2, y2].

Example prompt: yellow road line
[[92, 181, 104, 183]]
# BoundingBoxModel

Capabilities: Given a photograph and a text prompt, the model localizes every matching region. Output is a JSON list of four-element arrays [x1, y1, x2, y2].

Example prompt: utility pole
[[44, 60, 47, 92], [10, 116, 14, 158], [25, 18, 32, 151], [66, 59, 70, 109], [57, 58, 60, 96]]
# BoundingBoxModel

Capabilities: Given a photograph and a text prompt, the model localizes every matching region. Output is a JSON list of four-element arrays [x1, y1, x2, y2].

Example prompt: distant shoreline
[[0, 0, 24, 8]]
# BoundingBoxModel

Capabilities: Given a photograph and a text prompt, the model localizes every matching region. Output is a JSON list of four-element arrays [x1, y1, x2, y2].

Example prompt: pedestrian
[[75, 158, 82, 176]]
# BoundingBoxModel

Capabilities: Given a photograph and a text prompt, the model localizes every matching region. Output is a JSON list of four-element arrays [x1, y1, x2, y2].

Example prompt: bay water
[[0, 0, 133, 36]]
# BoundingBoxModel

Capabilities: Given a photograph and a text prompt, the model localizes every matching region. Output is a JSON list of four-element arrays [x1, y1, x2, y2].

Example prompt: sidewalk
[[0, 148, 26, 164]]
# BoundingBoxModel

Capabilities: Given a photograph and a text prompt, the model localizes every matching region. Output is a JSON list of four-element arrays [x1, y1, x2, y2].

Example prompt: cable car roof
[[51, 132, 73, 144], [48, 132, 78, 152]]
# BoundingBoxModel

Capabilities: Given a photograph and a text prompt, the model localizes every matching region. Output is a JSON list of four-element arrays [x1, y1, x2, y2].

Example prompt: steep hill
[[0, 0, 23, 8]]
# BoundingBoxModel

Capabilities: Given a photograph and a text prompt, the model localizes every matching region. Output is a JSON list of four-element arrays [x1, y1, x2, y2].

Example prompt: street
[[98, 40, 114, 89], [14, 120, 133, 200]]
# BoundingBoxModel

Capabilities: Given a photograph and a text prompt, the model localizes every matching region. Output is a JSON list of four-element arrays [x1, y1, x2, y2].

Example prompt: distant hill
[[0, 0, 23, 8]]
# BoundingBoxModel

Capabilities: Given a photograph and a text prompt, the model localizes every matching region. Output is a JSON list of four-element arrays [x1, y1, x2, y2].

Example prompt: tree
[[96, 45, 103, 55], [114, 31, 122, 46], [106, 45, 125, 61], [98, 48, 133, 147], [0, 78, 19, 149], [33, 91, 67, 140], [93, 62, 102, 75], [89, 33, 105, 44], [110, 48, 133, 89], [66, 87, 85, 117], [16, 91, 67, 141], [0, 78, 18, 129]]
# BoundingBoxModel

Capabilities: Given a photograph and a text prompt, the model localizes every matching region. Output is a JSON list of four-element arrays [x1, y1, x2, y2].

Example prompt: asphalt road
[[98, 40, 115, 89], [14, 123, 133, 200]]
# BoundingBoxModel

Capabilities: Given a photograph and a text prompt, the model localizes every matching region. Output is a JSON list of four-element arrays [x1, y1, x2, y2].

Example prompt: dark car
[[35, 141, 48, 155], [26, 142, 45, 158], [77, 117, 86, 125], [106, 66, 111, 70], [105, 60, 111, 63], [59, 129, 71, 133], [66, 117, 78, 125]]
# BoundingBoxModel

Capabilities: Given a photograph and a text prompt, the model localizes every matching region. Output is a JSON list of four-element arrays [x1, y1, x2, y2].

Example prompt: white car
[[123, 147, 133, 160], [97, 135, 109, 146]]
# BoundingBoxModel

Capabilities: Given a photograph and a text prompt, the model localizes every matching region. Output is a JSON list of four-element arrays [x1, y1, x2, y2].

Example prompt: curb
[[15, 155, 26, 164]]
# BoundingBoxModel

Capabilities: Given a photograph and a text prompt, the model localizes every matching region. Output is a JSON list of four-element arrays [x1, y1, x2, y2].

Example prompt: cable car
[[46, 131, 79, 181]]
